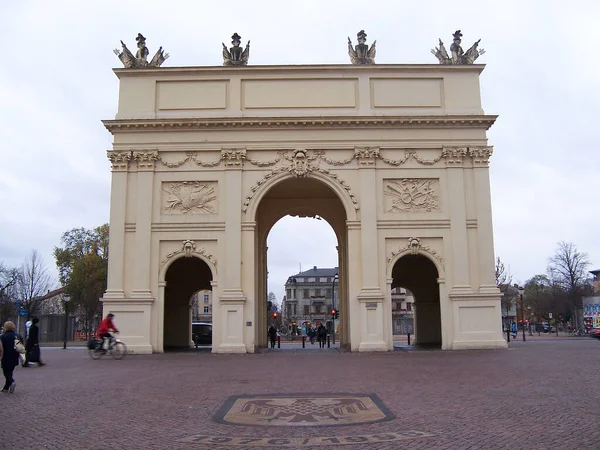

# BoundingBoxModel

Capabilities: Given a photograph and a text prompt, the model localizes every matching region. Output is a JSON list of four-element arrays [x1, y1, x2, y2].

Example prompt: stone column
[[469, 147, 497, 293], [437, 278, 451, 349], [443, 147, 471, 294], [104, 151, 131, 299], [355, 147, 386, 351], [131, 150, 158, 298]]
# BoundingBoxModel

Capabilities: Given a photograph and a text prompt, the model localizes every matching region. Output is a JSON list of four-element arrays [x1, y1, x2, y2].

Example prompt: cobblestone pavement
[[2, 338, 599, 449]]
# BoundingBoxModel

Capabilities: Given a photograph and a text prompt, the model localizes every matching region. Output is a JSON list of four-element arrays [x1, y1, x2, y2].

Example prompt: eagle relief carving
[[162, 181, 217, 214], [384, 179, 439, 213]]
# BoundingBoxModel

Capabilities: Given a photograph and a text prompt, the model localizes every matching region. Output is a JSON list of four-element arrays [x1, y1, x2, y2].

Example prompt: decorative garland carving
[[379, 149, 443, 166], [242, 149, 360, 212], [246, 150, 286, 167], [384, 179, 439, 213], [315, 150, 355, 166], [162, 182, 217, 214], [107, 151, 132, 171], [160, 240, 216, 268], [387, 237, 444, 267], [158, 153, 193, 168]]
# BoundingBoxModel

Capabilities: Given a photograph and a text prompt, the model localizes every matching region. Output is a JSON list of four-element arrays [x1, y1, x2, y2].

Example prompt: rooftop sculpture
[[348, 30, 376, 64], [222, 33, 250, 66], [431, 30, 485, 64], [114, 33, 169, 68]]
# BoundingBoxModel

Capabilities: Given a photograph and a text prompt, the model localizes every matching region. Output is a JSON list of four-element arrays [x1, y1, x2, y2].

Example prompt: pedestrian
[[268, 325, 277, 349], [23, 317, 45, 367], [25, 318, 32, 339], [1, 321, 22, 393], [317, 323, 327, 348], [307, 326, 316, 345], [511, 322, 517, 338]]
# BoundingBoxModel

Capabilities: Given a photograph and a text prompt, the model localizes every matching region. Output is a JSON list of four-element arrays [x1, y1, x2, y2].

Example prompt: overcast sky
[[1, 0, 599, 303]]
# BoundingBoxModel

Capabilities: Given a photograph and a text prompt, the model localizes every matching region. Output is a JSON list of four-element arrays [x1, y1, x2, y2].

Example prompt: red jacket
[[97, 317, 117, 336]]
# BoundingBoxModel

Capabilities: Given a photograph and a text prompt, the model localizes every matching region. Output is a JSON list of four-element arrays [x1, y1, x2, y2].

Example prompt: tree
[[524, 274, 552, 318], [495, 257, 514, 326], [16, 250, 52, 320], [54, 225, 109, 337], [0, 263, 19, 324], [267, 291, 277, 311], [548, 241, 590, 329]]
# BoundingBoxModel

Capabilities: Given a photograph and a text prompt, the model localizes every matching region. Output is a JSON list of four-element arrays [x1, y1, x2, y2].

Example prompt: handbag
[[14, 336, 26, 354]]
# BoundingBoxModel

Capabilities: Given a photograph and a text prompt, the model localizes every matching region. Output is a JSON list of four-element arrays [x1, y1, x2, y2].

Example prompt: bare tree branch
[[17, 250, 53, 318]]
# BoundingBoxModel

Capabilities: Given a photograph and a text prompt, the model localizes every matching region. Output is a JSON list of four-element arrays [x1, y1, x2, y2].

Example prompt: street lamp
[[518, 286, 526, 342], [331, 273, 338, 344]]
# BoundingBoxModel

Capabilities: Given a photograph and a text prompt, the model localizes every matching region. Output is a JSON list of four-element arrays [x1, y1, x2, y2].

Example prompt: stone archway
[[164, 257, 212, 349], [391, 254, 441, 347], [254, 176, 349, 349]]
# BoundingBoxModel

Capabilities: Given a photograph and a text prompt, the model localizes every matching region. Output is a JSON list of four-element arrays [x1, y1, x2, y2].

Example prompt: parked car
[[590, 328, 600, 339], [192, 322, 212, 346]]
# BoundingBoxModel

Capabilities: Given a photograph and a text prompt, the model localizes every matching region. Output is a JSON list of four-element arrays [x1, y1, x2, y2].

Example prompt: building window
[[407, 303, 412, 312], [308, 277, 316, 282], [314, 304, 322, 313], [304, 305, 309, 315], [203, 306, 209, 313], [303, 289, 309, 299], [203, 294, 209, 302], [327, 289, 332, 299], [293, 304, 297, 315], [320, 277, 328, 282], [297, 278, 304, 283], [314, 288, 321, 297], [286, 289, 292, 299]]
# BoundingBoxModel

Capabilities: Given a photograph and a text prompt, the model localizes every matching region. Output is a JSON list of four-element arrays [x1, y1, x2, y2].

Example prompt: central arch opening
[[255, 176, 349, 350]]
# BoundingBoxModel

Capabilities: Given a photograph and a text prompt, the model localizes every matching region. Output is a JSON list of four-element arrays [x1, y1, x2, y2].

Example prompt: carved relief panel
[[161, 181, 218, 214], [384, 178, 440, 213]]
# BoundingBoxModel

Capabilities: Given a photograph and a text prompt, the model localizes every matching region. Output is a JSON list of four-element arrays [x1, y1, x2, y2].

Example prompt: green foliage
[[54, 225, 108, 327]]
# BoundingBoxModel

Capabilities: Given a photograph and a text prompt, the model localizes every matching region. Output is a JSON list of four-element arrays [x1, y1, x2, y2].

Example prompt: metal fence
[[6, 314, 78, 342]]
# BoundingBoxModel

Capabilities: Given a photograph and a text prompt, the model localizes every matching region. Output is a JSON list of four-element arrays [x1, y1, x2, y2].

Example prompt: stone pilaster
[[443, 146, 471, 294], [131, 150, 158, 298], [104, 150, 131, 299], [469, 146, 498, 293]]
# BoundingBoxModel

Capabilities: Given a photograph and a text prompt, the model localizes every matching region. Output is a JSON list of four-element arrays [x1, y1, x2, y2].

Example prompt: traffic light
[[335, 309, 339, 319], [331, 309, 336, 319], [273, 312, 278, 319]]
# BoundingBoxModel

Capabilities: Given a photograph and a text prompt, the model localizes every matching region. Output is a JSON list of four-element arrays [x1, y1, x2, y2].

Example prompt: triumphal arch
[[103, 30, 507, 353]]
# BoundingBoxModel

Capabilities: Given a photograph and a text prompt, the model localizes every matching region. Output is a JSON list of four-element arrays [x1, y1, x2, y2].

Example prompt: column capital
[[354, 146, 380, 166], [107, 150, 132, 172], [221, 148, 246, 168], [133, 149, 159, 171], [468, 146, 494, 167], [442, 146, 467, 166]]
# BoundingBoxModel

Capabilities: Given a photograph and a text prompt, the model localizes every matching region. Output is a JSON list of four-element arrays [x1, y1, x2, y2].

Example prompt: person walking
[[23, 317, 45, 367], [268, 325, 277, 349], [317, 323, 327, 348], [307, 326, 316, 345], [1, 321, 22, 393]]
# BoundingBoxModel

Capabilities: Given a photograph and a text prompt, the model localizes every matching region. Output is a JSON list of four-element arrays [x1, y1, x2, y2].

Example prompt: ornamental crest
[[384, 179, 439, 213], [162, 181, 217, 214]]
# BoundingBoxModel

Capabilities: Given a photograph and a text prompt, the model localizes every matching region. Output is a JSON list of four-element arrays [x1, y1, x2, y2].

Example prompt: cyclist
[[97, 313, 119, 351]]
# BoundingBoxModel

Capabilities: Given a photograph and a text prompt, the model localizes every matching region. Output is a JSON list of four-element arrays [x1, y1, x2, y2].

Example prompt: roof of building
[[288, 266, 338, 279], [590, 269, 600, 276], [36, 287, 65, 301]]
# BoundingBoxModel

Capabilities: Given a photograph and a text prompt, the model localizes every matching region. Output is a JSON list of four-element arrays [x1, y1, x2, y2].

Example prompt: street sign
[[18, 308, 28, 317], [548, 313, 553, 319]]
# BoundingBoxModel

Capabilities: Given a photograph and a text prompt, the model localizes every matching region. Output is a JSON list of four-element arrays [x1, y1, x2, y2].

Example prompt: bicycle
[[88, 333, 127, 360]]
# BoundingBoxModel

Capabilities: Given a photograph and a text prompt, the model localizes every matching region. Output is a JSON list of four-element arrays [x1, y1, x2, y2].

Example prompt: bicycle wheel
[[90, 347, 104, 360], [111, 342, 126, 360]]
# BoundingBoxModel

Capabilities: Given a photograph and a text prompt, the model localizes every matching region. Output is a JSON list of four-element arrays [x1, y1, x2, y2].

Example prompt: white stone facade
[[103, 64, 507, 353]]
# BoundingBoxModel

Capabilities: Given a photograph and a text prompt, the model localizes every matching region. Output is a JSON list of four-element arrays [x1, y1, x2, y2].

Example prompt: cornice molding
[[103, 115, 497, 134]]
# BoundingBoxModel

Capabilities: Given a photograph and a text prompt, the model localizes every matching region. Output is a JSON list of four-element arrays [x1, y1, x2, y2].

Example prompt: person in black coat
[[0, 321, 21, 393], [268, 325, 277, 349], [24, 317, 45, 367]]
